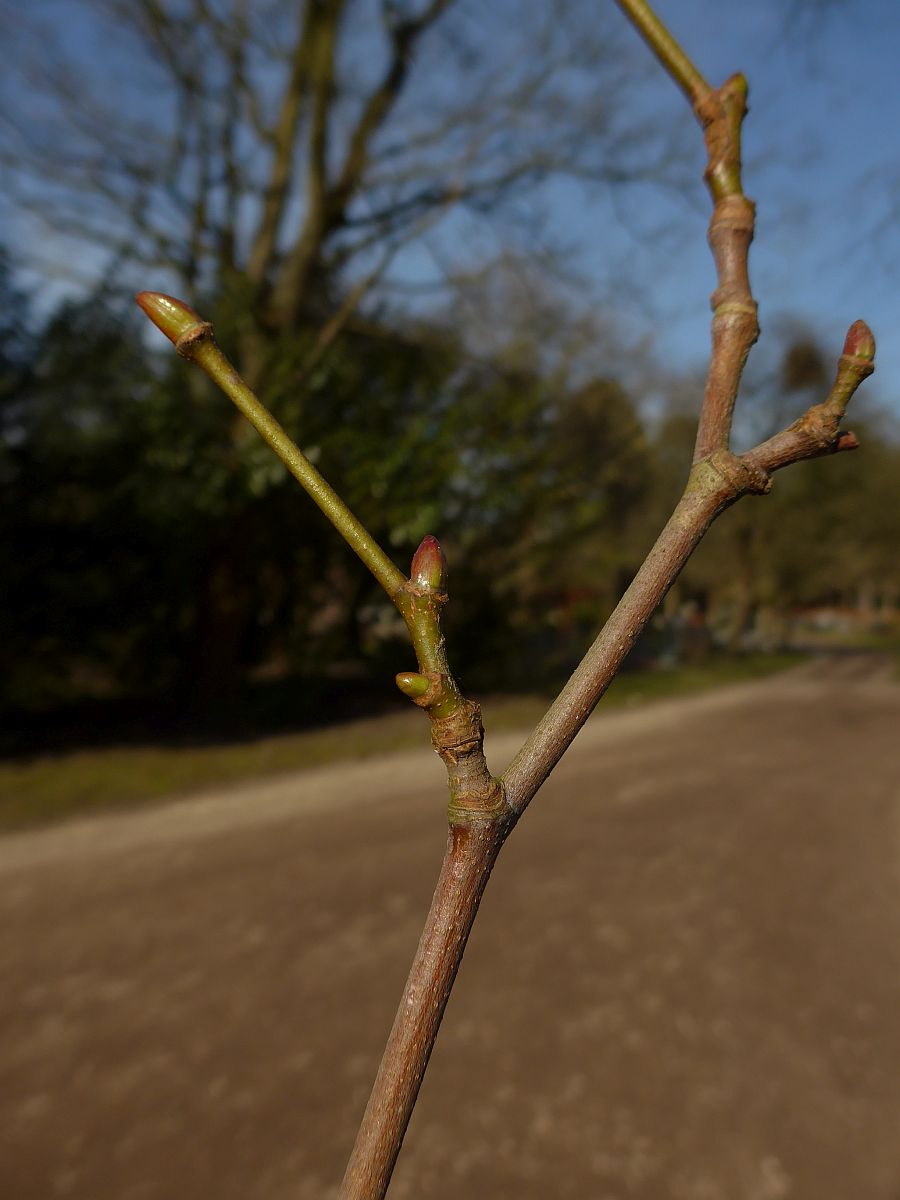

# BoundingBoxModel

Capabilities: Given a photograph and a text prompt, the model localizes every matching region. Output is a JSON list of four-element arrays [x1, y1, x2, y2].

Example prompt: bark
[[338, 815, 511, 1200]]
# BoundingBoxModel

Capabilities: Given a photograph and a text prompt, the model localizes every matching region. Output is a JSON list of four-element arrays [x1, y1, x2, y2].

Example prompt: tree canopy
[[3, 273, 897, 749]]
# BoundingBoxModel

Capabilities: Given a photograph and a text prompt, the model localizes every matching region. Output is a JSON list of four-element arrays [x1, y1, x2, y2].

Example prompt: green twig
[[135, 292, 502, 819], [136, 292, 406, 600], [614, 0, 711, 104]]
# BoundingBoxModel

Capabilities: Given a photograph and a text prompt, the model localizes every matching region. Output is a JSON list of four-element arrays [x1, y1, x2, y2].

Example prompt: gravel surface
[[1, 655, 899, 1199]]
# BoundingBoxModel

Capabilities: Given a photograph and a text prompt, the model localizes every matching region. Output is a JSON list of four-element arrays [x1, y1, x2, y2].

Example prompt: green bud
[[395, 671, 431, 699]]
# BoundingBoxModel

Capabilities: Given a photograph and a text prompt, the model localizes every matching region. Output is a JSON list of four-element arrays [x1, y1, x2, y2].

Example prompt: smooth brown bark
[[338, 815, 512, 1200]]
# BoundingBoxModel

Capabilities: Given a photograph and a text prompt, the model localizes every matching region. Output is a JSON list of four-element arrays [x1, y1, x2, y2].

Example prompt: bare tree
[[135, 0, 875, 1194], [2, 0, 690, 706], [1, 0, 670, 385]]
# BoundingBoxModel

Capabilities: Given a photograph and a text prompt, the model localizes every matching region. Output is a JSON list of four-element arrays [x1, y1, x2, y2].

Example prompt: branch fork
[[137, 289, 506, 827], [136, 4, 877, 1192], [394, 536, 507, 823]]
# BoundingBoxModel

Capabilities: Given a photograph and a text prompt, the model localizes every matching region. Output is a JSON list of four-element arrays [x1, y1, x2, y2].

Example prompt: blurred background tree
[[1, 0, 897, 751], [0, 0, 669, 723]]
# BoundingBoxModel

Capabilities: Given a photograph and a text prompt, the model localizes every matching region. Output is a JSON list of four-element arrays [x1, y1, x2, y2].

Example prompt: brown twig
[[614, 4, 759, 463], [502, 4, 874, 818], [334, 5, 875, 1192], [137, 5, 876, 1195], [742, 321, 874, 477], [338, 817, 512, 1200], [692, 74, 759, 462]]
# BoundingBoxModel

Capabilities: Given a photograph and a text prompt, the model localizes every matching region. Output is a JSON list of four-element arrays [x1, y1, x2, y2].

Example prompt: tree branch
[[742, 321, 874, 478], [288, 191, 457, 391], [337, 817, 511, 1200], [617, 0, 758, 462], [344, 0, 874, 1185], [135, 291, 406, 598], [271, 0, 452, 327], [330, 0, 454, 214], [504, 1, 873, 819], [136, 5, 877, 1195], [502, 456, 741, 811], [691, 74, 758, 461], [136, 292, 505, 832], [613, 0, 711, 105], [267, 0, 349, 326], [136, 293, 510, 1182], [244, 3, 317, 288]]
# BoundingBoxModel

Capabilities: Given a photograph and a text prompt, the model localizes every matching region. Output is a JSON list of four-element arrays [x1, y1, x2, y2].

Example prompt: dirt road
[[2, 656, 899, 1199]]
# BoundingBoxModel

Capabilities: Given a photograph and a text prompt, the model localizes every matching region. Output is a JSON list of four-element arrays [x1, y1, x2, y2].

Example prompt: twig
[[612, 0, 711, 104], [138, 289, 509, 1198], [135, 292, 406, 600], [338, 816, 511, 1200], [743, 321, 874, 477], [504, 2, 873, 817], [136, 2, 876, 1187], [136, 293, 505, 821], [617, 1, 758, 463]]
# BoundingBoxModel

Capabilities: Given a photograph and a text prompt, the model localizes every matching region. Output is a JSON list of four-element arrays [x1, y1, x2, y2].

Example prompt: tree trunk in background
[[185, 543, 254, 721]]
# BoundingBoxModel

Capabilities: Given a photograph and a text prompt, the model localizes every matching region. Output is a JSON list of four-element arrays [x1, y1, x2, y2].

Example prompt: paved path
[[1, 656, 899, 1199]]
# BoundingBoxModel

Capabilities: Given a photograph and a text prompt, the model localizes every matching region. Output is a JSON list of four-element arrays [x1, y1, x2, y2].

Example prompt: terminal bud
[[842, 320, 875, 362], [136, 291, 205, 345]]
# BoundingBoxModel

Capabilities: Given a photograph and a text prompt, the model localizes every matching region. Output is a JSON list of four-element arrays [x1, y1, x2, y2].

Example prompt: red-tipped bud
[[835, 430, 860, 453], [410, 534, 447, 591], [395, 671, 431, 699], [135, 291, 205, 344], [842, 320, 875, 361]]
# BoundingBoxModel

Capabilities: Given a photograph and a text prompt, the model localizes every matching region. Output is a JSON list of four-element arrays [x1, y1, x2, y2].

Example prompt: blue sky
[[4, 0, 899, 418]]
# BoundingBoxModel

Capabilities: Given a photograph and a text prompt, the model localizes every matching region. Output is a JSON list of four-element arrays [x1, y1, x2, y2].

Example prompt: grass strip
[[0, 653, 800, 832]]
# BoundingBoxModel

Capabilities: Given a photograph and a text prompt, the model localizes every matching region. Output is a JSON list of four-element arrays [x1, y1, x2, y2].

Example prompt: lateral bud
[[395, 671, 431, 700], [135, 291, 206, 345], [410, 534, 447, 592]]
